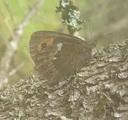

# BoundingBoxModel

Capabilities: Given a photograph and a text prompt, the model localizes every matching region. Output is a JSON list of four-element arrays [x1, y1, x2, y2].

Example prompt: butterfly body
[[29, 31, 91, 83]]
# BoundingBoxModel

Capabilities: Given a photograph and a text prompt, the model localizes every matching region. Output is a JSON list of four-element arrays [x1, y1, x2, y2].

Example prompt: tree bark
[[0, 40, 128, 120]]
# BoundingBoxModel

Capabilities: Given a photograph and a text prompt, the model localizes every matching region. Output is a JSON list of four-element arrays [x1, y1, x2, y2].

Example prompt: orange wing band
[[37, 38, 54, 52]]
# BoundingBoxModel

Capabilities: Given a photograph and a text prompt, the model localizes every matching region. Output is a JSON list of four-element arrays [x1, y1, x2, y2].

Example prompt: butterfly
[[29, 31, 91, 83]]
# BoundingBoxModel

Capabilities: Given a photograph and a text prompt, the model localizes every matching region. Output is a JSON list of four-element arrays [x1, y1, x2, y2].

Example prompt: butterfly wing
[[29, 31, 91, 83]]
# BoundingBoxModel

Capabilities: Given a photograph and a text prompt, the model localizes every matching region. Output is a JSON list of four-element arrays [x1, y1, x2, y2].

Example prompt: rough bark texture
[[0, 40, 128, 120]]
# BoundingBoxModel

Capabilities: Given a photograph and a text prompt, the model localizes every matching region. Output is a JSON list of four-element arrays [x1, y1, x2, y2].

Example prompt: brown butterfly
[[29, 31, 91, 83]]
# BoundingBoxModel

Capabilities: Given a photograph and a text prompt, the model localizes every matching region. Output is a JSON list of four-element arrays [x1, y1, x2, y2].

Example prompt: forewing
[[29, 31, 90, 82]]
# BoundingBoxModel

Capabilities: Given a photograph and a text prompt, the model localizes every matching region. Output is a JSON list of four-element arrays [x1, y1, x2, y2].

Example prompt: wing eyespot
[[41, 43, 47, 49]]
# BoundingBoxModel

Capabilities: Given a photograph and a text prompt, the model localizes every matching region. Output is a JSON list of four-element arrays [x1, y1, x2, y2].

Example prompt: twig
[[9, 62, 24, 76], [0, 0, 44, 89]]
